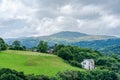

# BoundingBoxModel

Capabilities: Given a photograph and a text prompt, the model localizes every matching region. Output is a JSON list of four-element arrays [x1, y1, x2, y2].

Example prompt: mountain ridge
[[5, 31, 118, 49]]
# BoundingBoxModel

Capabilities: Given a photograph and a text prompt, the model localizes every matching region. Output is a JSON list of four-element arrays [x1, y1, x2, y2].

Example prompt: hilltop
[[50, 31, 88, 38], [5, 31, 117, 48]]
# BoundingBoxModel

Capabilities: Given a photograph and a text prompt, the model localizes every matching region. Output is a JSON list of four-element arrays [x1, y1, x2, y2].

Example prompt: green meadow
[[0, 50, 83, 76]]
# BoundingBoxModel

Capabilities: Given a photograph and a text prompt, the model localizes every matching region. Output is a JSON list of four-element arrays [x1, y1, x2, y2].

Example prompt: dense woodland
[[0, 38, 120, 80], [0, 68, 119, 80]]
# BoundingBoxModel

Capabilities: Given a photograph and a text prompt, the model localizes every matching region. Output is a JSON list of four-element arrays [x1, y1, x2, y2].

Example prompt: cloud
[[0, 0, 120, 38]]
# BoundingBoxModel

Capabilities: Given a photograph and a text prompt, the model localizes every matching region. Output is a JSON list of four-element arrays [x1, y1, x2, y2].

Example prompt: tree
[[37, 41, 48, 53], [12, 40, 21, 50], [0, 73, 23, 80], [56, 70, 88, 80], [10, 40, 26, 50], [27, 75, 49, 80], [90, 70, 119, 80], [54, 44, 65, 53], [0, 68, 26, 80], [0, 38, 7, 51], [57, 47, 73, 60]]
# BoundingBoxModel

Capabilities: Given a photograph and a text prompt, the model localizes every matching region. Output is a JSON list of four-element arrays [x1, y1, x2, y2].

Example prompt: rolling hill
[[5, 31, 117, 48], [99, 44, 120, 55], [0, 50, 82, 76], [50, 31, 89, 38], [72, 38, 120, 55]]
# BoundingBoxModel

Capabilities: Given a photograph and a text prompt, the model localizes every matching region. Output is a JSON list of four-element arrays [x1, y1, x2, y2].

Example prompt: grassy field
[[0, 50, 83, 76]]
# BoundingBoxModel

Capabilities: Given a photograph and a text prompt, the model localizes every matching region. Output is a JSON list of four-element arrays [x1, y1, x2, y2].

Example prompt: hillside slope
[[0, 50, 82, 76], [72, 38, 120, 55], [99, 44, 120, 55], [50, 31, 88, 38], [5, 31, 117, 48]]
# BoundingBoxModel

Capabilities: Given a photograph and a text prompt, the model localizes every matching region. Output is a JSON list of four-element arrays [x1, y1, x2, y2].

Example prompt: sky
[[0, 0, 120, 38]]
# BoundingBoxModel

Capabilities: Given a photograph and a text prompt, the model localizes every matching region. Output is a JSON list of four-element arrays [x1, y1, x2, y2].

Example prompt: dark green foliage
[[57, 47, 73, 60], [37, 41, 48, 53], [0, 38, 7, 51], [0, 68, 50, 80], [0, 68, 26, 80], [72, 38, 120, 55], [55, 70, 87, 80], [96, 56, 120, 73], [26, 75, 49, 80], [22, 46, 26, 50], [0, 68, 119, 80], [54, 44, 65, 53], [55, 44, 120, 75], [90, 70, 119, 80], [69, 60, 82, 68], [55, 44, 101, 68], [54, 70, 119, 80], [99, 44, 120, 55], [10, 40, 26, 50], [13, 40, 21, 49], [97, 57, 117, 66], [111, 63, 120, 73], [0, 73, 23, 80]]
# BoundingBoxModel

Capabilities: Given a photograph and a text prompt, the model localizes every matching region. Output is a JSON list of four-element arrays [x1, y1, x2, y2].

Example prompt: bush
[[96, 57, 118, 67], [56, 70, 87, 80], [26, 75, 50, 80], [37, 41, 48, 53], [55, 70, 119, 80], [90, 70, 119, 80], [0, 68, 27, 80], [0, 38, 7, 51], [57, 47, 73, 60], [0, 68, 119, 80], [70, 60, 82, 68], [0, 73, 23, 80]]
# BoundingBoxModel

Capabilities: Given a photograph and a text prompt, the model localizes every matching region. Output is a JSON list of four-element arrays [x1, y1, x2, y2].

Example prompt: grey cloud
[[0, 0, 120, 38]]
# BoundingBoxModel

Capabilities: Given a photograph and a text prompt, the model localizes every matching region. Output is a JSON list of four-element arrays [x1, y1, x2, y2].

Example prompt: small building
[[81, 59, 95, 70], [47, 49, 54, 54], [32, 49, 37, 52]]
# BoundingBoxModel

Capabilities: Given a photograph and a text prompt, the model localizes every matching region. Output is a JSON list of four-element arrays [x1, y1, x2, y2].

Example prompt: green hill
[[50, 31, 88, 38], [5, 31, 117, 48], [0, 50, 83, 76], [99, 44, 120, 55]]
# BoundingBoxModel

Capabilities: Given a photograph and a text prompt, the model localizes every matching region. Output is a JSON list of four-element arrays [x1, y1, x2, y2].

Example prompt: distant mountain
[[5, 31, 117, 48], [72, 38, 120, 55], [99, 44, 120, 55], [50, 31, 88, 38], [72, 38, 120, 49]]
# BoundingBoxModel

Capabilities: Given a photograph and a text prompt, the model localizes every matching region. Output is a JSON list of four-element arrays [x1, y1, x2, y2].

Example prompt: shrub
[[27, 75, 50, 80], [57, 47, 73, 60], [70, 60, 82, 68], [56, 70, 87, 80], [0, 73, 23, 80]]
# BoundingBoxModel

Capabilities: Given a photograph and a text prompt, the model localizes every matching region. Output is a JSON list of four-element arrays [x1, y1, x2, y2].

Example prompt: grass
[[0, 50, 83, 76]]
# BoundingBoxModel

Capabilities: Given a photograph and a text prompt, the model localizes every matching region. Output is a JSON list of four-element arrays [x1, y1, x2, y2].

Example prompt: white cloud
[[0, 0, 37, 20], [59, 5, 73, 14], [0, 0, 120, 38], [100, 15, 120, 28]]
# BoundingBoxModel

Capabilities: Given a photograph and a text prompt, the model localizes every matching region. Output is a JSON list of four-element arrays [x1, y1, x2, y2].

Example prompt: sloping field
[[0, 50, 83, 76]]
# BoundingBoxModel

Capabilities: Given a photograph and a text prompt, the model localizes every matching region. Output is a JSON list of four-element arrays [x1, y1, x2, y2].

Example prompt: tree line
[[0, 68, 119, 80], [0, 38, 120, 79], [0, 38, 48, 52]]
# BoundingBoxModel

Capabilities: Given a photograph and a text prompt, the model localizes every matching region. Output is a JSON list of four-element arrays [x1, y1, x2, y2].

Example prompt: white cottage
[[81, 59, 95, 70]]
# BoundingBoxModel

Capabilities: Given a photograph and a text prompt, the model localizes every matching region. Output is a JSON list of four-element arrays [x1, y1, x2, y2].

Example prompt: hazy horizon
[[0, 0, 120, 38], [3, 31, 119, 39]]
